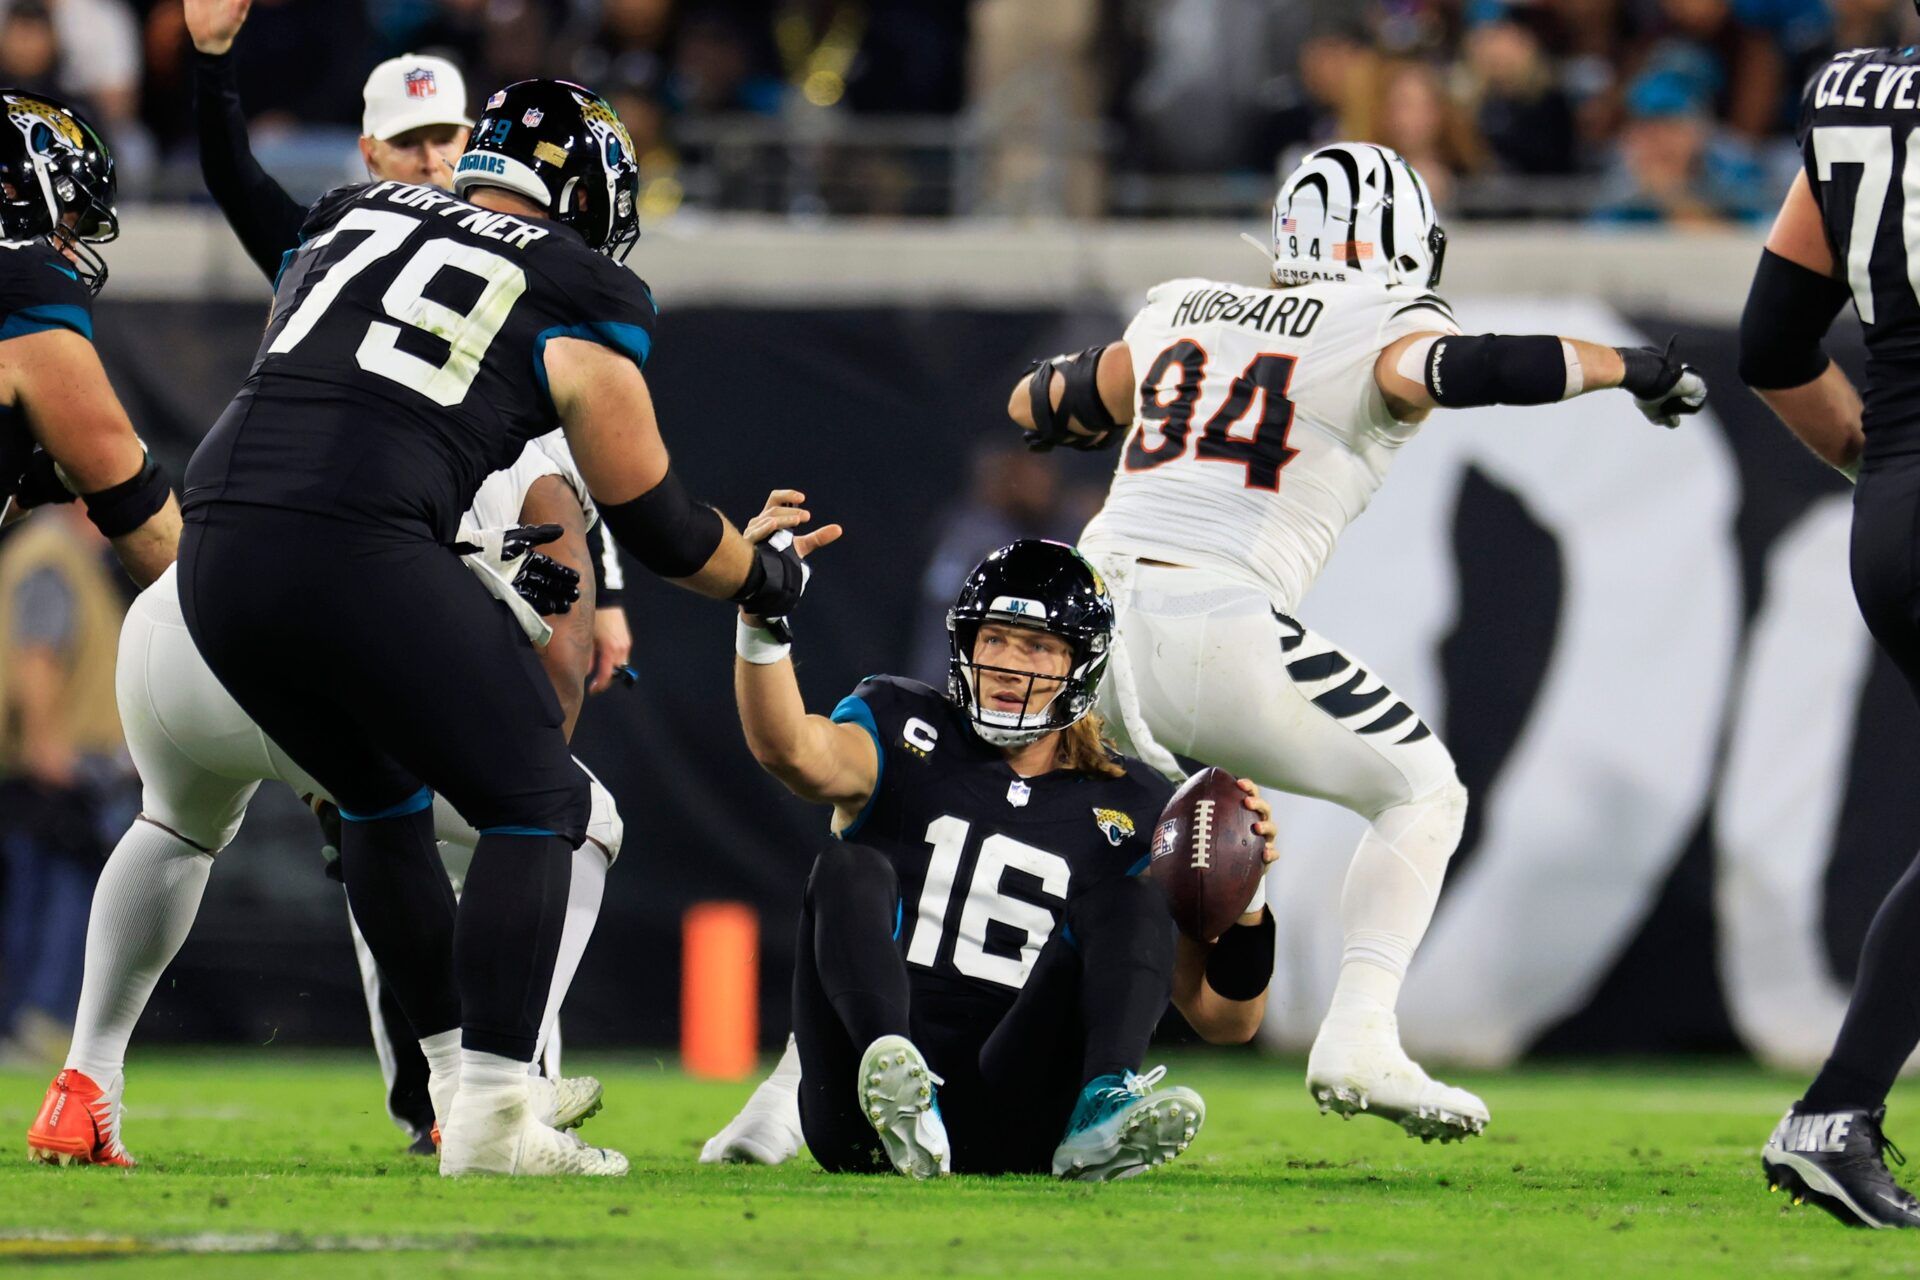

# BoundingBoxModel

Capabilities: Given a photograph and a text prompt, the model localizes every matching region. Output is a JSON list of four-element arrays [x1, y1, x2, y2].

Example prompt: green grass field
[[0, 1049, 1914, 1277]]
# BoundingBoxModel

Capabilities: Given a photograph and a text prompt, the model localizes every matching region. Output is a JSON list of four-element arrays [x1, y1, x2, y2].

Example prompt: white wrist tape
[[1243, 872, 1268, 917], [735, 616, 792, 665], [1559, 340, 1585, 400]]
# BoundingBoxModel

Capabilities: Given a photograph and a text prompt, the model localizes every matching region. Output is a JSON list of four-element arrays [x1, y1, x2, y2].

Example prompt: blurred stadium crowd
[[0, 0, 1905, 221]]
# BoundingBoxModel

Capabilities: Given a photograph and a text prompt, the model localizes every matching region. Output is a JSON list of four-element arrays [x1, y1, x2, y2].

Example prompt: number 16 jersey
[[1078, 275, 1457, 611], [183, 180, 657, 543]]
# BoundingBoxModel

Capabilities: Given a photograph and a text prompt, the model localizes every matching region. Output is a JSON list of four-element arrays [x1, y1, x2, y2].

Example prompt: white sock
[[65, 819, 214, 1083], [532, 841, 608, 1069], [1324, 783, 1467, 1030], [460, 1048, 530, 1097], [766, 1034, 802, 1091], [420, 1029, 462, 1129]]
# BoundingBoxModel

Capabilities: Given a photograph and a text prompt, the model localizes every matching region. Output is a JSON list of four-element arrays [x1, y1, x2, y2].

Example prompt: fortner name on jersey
[[1079, 275, 1456, 611]]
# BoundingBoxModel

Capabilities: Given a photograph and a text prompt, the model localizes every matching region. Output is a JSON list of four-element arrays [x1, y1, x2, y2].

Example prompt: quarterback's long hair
[[1059, 711, 1127, 779]]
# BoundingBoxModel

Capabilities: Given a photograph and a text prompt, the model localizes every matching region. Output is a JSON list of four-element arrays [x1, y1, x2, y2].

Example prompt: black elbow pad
[[1424, 334, 1570, 407], [598, 467, 725, 578], [1024, 345, 1121, 452], [1203, 907, 1276, 1002], [1738, 248, 1850, 390], [81, 453, 172, 538]]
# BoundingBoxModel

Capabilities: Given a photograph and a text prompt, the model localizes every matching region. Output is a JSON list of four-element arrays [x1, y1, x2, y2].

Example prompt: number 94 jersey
[[1079, 275, 1457, 612], [1798, 47, 1920, 442], [183, 180, 657, 543], [830, 675, 1173, 1005]]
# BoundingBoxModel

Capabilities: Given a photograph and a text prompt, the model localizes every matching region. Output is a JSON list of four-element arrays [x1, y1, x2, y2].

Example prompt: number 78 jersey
[[1079, 275, 1457, 611], [182, 180, 657, 543]]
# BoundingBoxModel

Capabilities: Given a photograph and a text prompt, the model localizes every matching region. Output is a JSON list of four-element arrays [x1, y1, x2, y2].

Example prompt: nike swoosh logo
[[45, 262, 77, 282]]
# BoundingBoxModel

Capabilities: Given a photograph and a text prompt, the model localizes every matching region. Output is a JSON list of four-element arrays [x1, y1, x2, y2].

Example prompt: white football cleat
[[701, 1077, 803, 1165], [857, 1035, 949, 1179], [1307, 1013, 1488, 1143], [440, 1084, 628, 1177], [528, 1073, 604, 1132]]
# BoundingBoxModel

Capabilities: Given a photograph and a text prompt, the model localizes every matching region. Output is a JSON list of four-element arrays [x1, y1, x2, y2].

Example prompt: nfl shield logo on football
[[522, 108, 545, 127], [403, 68, 437, 99]]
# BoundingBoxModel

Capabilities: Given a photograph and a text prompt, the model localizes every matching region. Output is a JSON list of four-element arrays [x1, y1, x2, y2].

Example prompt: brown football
[[1147, 766, 1268, 942]]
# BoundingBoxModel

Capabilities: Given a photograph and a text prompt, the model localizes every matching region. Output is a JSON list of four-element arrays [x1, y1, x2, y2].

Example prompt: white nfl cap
[[362, 54, 472, 141]]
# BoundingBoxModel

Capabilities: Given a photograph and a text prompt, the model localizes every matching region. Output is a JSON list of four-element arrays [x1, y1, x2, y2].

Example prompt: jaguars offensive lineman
[[732, 531, 1277, 1180], [1745, 36, 1920, 1229], [173, 80, 816, 1178], [1006, 144, 1708, 1143], [0, 91, 178, 584]]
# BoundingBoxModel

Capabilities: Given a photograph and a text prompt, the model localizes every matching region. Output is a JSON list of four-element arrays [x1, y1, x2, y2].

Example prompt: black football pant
[[1806, 459, 1920, 1112], [180, 505, 588, 1062], [792, 842, 1175, 1174]]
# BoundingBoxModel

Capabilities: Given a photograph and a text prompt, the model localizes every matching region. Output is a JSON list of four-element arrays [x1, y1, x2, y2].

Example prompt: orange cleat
[[27, 1069, 134, 1167]]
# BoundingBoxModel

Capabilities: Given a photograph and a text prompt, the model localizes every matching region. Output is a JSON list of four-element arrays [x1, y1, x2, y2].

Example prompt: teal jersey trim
[[532, 321, 654, 415], [829, 693, 884, 839], [339, 786, 433, 823], [0, 303, 91, 343]]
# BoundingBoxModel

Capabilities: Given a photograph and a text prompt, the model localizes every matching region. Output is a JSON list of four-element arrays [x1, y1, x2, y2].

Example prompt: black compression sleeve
[[1423, 334, 1570, 407], [193, 50, 307, 282], [1203, 909, 1276, 1002], [81, 454, 172, 538], [1738, 248, 1851, 390], [598, 468, 725, 578]]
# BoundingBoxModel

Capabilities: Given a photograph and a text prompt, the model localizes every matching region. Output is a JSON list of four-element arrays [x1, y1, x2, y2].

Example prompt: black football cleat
[[1762, 1106, 1920, 1228]]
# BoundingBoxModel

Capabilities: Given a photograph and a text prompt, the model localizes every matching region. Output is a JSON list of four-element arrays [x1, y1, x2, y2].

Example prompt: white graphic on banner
[[1256, 299, 1742, 1065]]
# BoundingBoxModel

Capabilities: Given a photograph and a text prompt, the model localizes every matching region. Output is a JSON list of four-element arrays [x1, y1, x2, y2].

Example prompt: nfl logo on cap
[[522, 108, 544, 127], [403, 67, 438, 99]]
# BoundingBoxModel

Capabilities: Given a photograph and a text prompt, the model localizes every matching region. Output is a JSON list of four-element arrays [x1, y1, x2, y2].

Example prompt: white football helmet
[[1262, 143, 1446, 291]]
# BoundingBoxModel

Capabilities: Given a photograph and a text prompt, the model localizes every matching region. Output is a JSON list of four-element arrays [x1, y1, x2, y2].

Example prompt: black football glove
[[14, 448, 76, 510], [732, 528, 809, 642], [455, 523, 582, 616], [1617, 337, 1708, 429]]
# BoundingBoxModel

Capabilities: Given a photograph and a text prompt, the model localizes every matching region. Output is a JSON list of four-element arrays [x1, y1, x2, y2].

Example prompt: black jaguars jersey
[[0, 240, 95, 505], [832, 676, 1174, 1010], [1800, 47, 1920, 446], [183, 180, 657, 541]]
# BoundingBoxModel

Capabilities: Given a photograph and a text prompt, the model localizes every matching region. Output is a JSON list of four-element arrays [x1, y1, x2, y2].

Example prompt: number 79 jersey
[[830, 675, 1173, 1006], [1079, 275, 1457, 611], [183, 180, 657, 543], [1799, 47, 1920, 444]]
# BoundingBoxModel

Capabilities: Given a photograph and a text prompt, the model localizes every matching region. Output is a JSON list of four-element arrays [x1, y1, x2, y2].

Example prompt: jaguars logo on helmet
[[946, 539, 1116, 748], [1263, 143, 1445, 293], [0, 91, 117, 294], [454, 79, 641, 263]]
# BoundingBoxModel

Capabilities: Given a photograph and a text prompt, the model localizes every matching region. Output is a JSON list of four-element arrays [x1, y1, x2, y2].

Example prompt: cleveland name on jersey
[[1800, 46, 1920, 446], [0, 239, 96, 505], [1078, 275, 1458, 611], [830, 676, 1173, 1009], [183, 180, 656, 542]]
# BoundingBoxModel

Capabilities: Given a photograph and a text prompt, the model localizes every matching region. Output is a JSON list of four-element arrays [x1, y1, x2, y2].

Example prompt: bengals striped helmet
[[1266, 143, 1445, 291]]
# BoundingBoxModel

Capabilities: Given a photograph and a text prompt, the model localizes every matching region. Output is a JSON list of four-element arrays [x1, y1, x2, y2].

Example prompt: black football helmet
[[0, 91, 117, 295], [947, 539, 1115, 748], [453, 79, 640, 263]]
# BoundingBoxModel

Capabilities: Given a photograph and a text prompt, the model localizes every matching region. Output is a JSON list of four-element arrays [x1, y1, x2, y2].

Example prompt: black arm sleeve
[[193, 49, 308, 283], [1738, 248, 1852, 391], [1423, 334, 1571, 407]]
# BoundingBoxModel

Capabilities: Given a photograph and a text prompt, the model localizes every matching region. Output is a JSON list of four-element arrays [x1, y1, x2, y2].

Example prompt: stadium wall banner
[[95, 299, 1904, 1066]]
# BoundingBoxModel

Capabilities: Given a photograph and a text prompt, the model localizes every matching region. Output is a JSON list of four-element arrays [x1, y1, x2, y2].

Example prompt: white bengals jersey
[[459, 430, 593, 544], [1079, 275, 1458, 610]]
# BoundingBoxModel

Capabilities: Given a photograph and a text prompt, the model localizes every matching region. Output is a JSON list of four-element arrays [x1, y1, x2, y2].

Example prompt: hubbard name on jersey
[[830, 676, 1173, 1007], [182, 179, 656, 542], [1079, 275, 1457, 611], [0, 239, 95, 505]]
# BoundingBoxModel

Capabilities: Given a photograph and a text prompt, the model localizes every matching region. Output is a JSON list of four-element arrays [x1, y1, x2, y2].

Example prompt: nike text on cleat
[[701, 1078, 804, 1165], [528, 1073, 604, 1132], [27, 1070, 135, 1168], [1051, 1066, 1205, 1182], [856, 1035, 950, 1179], [439, 1085, 627, 1177], [1762, 1105, 1920, 1229], [1306, 1017, 1488, 1143]]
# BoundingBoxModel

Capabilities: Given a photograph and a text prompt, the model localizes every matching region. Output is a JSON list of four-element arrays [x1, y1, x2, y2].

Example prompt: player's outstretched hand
[[185, 0, 252, 55], [1620, 338, 1708, 430], [1235, 777, 1280, 866], [742, 489, 843, 561]]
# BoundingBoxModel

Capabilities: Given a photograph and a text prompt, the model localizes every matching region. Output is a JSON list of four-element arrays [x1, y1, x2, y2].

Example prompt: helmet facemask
[[948, 612, 1108, 749]]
